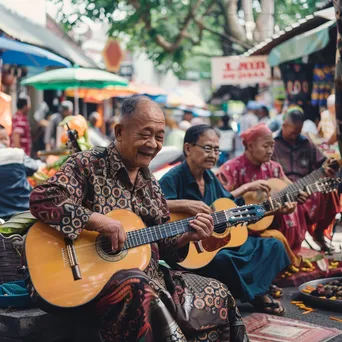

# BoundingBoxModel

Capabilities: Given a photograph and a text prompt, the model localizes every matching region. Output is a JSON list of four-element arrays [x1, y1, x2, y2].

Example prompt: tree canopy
[[51, 0, 323, 76]]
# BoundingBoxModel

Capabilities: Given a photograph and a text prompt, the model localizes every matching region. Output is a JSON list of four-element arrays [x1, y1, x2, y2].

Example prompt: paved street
[[239, 223, 342, 340]]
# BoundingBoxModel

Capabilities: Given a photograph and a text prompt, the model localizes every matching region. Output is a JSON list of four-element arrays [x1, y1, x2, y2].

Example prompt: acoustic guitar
[[25, 203, 265, 308], [245, 174, 341, 232], [244, 158, 342, 232], [169, 178, 340, 270], [170, 198, 254, 269], [239, 175, 340, 233]]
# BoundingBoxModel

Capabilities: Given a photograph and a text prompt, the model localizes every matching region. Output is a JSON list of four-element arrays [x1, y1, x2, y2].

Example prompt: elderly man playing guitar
[[29, 96, 248, 342], [272, 106, 339, 252], [217, 117, 337, 262]]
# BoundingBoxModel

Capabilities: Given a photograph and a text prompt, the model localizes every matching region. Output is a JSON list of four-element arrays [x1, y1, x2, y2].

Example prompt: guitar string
[[79, 205, 258, 244], [72, 177, 336, 252], [265, 173, 333, 209], [72, 212, 229, 251], [72, 208, 254, 251], [271, 168, 323, 202], [72, 177, 337, 252]]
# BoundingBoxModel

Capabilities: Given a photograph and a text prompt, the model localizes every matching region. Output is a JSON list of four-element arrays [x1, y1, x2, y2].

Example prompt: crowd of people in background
[[3, 92, 338, 166], [1, 92, 338, 223]]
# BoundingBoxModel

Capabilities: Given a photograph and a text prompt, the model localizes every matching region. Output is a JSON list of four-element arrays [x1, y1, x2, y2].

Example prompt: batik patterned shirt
[[30, 142, 182, 278]]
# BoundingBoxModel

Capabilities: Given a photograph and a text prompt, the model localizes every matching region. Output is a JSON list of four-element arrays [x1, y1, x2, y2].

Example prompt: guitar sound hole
[[215, 223, 228, 234], [98, 236, 121, 256]]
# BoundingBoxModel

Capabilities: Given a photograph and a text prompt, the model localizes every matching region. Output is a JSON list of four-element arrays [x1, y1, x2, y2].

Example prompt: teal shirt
[[159, 161, 290, 302], [159, 161, 244, 206]]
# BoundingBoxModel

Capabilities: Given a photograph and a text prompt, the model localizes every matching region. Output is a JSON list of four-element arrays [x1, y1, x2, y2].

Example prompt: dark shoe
[[250, 294, 286, 316]]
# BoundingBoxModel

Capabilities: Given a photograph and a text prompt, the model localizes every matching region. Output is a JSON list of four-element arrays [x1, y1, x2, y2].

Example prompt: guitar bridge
[[64, 238, 82, 281]]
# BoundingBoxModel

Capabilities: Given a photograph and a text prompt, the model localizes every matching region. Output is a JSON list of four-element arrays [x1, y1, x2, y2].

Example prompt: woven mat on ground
[[243, 313, 341, 342]]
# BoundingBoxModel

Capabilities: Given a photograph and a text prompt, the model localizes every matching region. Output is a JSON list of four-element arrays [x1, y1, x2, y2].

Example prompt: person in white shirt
[[318, 95, 337, 144]]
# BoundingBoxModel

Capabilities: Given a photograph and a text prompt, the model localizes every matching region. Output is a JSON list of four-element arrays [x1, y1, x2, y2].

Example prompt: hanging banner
[[211, 56, 271, 86]]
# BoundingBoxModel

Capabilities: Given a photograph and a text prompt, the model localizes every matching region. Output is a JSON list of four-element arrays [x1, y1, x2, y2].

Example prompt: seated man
[[272, 106, 338, 251], [0, 125, 44, 220], [159, 124, 291, 316], [29, 97, 248, 342]]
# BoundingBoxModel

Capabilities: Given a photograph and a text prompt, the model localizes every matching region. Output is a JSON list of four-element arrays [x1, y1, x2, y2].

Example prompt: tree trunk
[[241, 0, 255, 41], [221, 0, 246, 42], [334, 1, 342, 155], [255, 0, 274, 41]]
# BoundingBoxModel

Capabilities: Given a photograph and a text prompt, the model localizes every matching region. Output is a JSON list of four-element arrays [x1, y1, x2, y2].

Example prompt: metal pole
[[74, 86, 79, 115]]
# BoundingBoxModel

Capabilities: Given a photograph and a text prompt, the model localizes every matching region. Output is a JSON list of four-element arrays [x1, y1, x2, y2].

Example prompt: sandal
[[250, 294, 286, 316], [268, 284, 283, 299]]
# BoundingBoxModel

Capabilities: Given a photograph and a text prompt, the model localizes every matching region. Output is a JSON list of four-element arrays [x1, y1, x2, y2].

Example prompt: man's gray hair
[[284, 107, 305, 124], [89, 111, 100, 121], [61, 100, 74, 112], [119, 95, 152, 122]]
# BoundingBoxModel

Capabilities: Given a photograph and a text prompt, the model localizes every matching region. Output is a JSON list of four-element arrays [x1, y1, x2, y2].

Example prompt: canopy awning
[[0, 3, 97, 68], [268, 20, 335, 67], [0, 37, 71, 67]]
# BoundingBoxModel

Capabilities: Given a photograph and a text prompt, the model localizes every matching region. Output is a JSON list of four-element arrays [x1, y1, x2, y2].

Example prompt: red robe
[[218, 154, 338, 254]]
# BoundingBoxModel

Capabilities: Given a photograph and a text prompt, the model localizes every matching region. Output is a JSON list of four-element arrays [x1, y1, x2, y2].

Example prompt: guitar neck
[[262, 167, 326, 210], [123, 209, 234, 250]]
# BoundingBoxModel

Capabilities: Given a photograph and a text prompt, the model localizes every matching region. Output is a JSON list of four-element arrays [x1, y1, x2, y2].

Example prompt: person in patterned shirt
[[11, 97, 31, 156], [30, 96, 248, 342]]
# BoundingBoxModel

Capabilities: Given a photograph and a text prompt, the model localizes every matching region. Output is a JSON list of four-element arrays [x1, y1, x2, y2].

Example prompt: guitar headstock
[[227, 205, 265, 226], [314, 177, 341, 194], [65, 123, 82, 153]]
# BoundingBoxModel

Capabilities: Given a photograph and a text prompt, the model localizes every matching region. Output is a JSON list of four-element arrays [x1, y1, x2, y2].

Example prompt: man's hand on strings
[[323, 158, 337, 177], [180, 213, 214, 244], [272, 201, 297, 215], [186, 200, 213, 215], [297, 190, 309, 204], [86, 212, 127, 251], [245, 180, 271, 196]]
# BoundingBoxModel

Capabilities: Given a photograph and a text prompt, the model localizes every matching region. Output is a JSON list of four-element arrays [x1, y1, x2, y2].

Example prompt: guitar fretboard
[[123, 205, 260, 250], [123, 210, 228, 250], [262, 167, 326, 211]]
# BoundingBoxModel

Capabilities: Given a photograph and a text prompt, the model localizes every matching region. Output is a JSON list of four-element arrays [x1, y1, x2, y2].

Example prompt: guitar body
[[25, 209, 151, 308], [244, 178, 288, 232], [170, 198, 248, 269]]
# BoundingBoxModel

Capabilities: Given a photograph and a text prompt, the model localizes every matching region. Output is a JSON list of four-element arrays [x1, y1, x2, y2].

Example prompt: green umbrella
[[20, 67, 128, 90], [21, 67, 128, 114]]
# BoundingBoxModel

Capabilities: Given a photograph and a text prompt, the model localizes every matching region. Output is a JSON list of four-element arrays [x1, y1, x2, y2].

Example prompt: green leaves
[[50, 0, 321, 75]]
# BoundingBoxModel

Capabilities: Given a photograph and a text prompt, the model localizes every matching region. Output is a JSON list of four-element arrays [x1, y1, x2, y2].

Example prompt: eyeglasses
[[193, 144, 221, 155]]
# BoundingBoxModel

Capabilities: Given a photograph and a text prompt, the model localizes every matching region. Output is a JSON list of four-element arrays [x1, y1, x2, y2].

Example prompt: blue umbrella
[[0, 37, 71, 67]]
